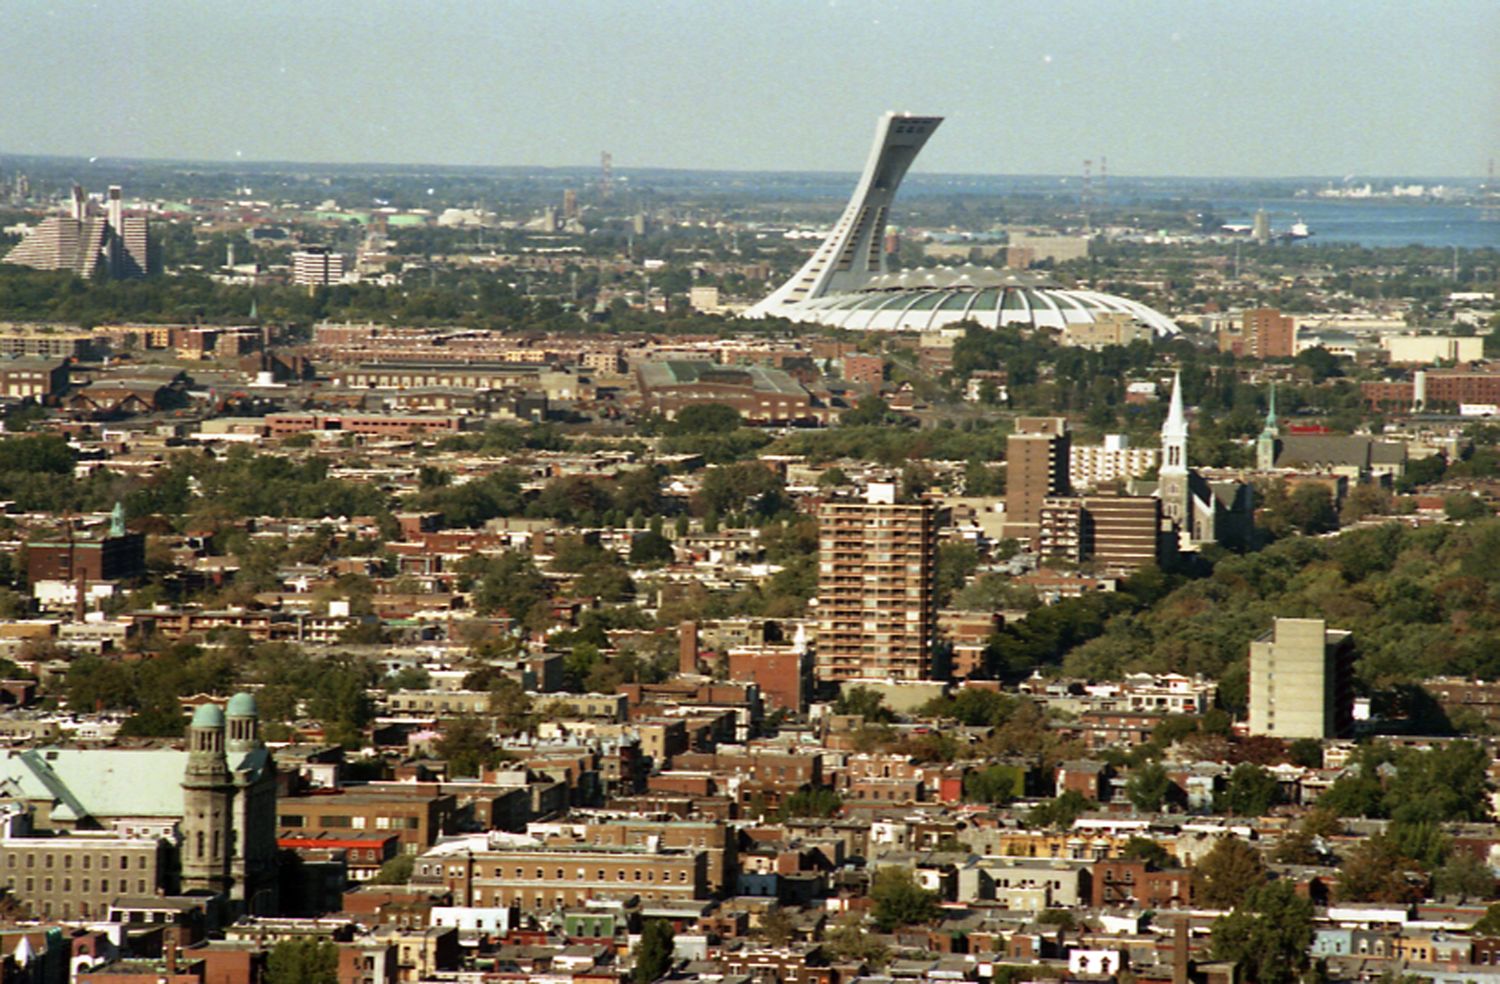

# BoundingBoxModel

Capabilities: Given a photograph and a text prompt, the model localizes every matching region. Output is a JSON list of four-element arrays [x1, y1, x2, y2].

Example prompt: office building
[[0, 359, 69, 401], [1248, 618, 1355, 739], [292, 246, 346, 286], [26, 509, 146, 584], [3, 184, 151, 279], [1381, 334, 1484, 365], [1004, 417, 1070, 547], [414, 837, 708, 911], [1038, 495, 1168, 574], [816, 483, 938, 682], [0, 810, 171, 921]]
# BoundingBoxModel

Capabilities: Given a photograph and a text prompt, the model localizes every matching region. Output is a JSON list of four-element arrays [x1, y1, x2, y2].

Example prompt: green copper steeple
[[1256, 383, 1279, 471], [1260, 382, 1278, 437]]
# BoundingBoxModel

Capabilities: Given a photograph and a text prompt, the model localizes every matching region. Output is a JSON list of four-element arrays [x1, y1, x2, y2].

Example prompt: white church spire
[[1161, 371, 1188, 474]]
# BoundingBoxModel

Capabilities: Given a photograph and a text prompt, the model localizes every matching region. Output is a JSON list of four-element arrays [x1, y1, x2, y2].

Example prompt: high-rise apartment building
[[1070, 434, 1158, 491], [3, 184, 150, 278], [1004, 417, 1070, 546], [1242, 308, 1296, 358], [1217, 308, 1296, 358], [1248, 617, 1355, 739], [292, 246, 346, 286], [816, 483, 937, 682]]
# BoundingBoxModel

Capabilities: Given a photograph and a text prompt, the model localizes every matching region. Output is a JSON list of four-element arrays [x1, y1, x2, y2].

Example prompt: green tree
[[629, 530, 675, 566], [1446, 494, 1492, 520], [633, 919, 675, 984], [366, 853, 415, 885], [487, 676, 535, 735], [825, 911, 890, 965], [1122, 836, 1174, 868], [1432, 849, 1495, 901], [1294, 346, 1344, 383], [833, 686, 894, 723], [667, 403, 741, 435], [1335, 833, 1422, 903], [435, 715, 498, 778], [779, 788, 842, 819], [1027, 790, 1095, 830], [1210, 881, 1314, 984], [1285, 483, 1338, 535], [963, 764, 1024, 805], [1287, 738, 1323, 769], [265, 938, 338, 984], [1471, 902, 1500, 936], [1216, 763, 1281, 817], [1125, 762, 1173, 813], [1194, 836, 1268, 909], [935, 541, 981, 606], [869, 865, 941, 931], [758, 904, 795, 946]]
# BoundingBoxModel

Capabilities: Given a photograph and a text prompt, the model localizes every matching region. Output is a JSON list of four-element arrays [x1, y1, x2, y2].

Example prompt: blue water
[[1214, 198, 1499, 250]]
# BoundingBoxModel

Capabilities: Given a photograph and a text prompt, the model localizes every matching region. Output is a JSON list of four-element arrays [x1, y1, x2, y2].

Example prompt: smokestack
[[679, 621, 699, 675], [70, 185, 85, 221], [1173, 919, 1189, 984]]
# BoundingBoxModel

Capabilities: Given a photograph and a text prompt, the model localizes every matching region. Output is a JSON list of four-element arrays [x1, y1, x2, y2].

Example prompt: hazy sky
[[2, 0, 1496, 177]]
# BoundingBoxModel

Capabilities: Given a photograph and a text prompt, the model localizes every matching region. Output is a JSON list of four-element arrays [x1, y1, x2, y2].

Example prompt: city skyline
[[1, 0, 1496, 178]]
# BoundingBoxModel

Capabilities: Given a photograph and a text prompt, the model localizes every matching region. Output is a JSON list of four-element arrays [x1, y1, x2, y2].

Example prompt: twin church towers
[[182, 693, 279, 915]]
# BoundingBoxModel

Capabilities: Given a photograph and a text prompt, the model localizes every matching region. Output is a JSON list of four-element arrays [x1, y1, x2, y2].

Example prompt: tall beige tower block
[[1248, 617, 1354, 739]]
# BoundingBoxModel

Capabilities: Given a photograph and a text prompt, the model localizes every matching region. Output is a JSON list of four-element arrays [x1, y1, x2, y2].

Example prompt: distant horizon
[[0, 149, 1488, 187]]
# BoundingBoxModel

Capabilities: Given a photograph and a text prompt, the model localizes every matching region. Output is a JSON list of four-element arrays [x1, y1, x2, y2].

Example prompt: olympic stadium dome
[[782, 265, 1180, 334], [746, 112, 1181, 337]]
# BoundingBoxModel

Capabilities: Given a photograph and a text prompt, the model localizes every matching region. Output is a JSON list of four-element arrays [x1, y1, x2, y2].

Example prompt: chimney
[[1173, 919, 1189, 984], [679, 621, 698, 675], [165, 937, 177, 976]]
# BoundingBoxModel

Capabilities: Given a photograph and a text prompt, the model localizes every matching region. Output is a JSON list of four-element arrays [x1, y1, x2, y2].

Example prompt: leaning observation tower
[[747, 112, 1178, 337]]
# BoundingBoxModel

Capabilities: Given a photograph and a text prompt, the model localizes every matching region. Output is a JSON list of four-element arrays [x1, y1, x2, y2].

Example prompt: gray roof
[[1273, 435, 1406, 470], [636, 360, 806, 397], [0, 748, 187, 820]]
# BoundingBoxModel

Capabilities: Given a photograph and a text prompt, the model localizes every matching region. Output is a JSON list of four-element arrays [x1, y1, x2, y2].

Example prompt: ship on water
[[1280, 218, 1313, 241]]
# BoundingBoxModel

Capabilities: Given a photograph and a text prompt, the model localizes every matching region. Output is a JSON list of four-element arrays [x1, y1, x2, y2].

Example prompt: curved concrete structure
[[747, 112, 943, 316], [749, 112, 1179, 336]]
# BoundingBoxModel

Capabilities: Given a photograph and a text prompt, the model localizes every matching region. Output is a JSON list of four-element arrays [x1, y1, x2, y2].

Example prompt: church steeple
[[1161, 371, 1188, 475], [1257, 383, 1280, 472], [182, 703, 233, 897]]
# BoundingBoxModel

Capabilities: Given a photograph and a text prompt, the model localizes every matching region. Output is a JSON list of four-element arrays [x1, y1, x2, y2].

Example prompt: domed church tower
[[180, 694, 279, 915], [225, 692, 279, 915], [180, 704, 233, 896]]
